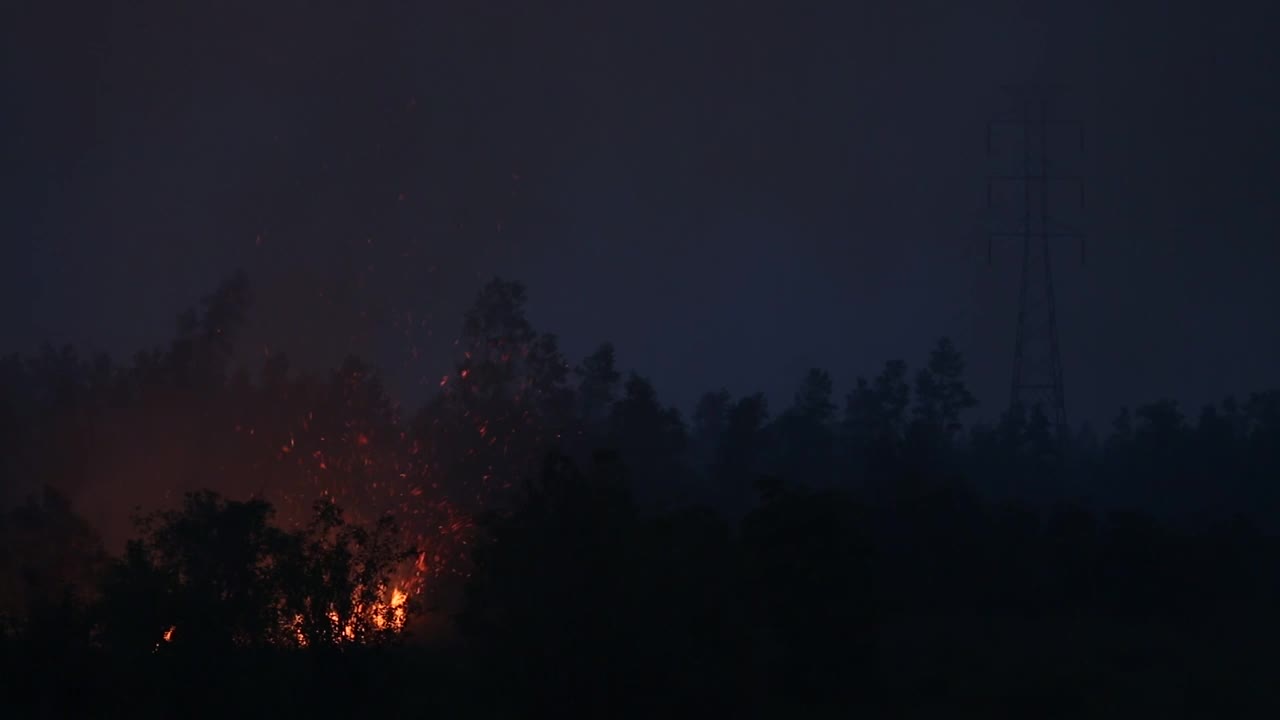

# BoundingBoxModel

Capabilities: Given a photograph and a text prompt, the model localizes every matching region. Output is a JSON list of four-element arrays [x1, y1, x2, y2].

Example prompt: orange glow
[[289, 582, 412, 647]]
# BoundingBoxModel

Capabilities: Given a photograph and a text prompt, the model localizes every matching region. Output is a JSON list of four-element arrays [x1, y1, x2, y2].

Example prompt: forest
[[2, 274, 1278, 717]]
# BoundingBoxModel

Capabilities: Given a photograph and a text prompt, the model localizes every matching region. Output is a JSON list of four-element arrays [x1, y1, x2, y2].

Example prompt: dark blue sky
[[3, 0, 1278, 427]]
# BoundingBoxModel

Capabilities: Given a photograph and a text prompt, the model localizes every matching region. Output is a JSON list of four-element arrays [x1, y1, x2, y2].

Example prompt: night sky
[[3, 0, 1278, 427]]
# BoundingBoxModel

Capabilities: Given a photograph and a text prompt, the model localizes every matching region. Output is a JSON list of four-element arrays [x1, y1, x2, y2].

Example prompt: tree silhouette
[[574, 342, 621, 433], [99, 492, 287, 653], [768, 368, 837, 488], [909, 337, 977, 454], [458, 453, 640, 713], [713, 393, 770, 516], [167, 271, 252, 390], [689, 388, 733, 496], [0, 486, 107, 620], [606, 373, 688, 506], [414, 278, 572, 510], [843, 359, 911, 491]]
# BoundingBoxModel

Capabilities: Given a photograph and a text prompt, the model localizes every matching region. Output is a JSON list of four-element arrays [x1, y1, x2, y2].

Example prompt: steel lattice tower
[[986, 85, 1084, 441]]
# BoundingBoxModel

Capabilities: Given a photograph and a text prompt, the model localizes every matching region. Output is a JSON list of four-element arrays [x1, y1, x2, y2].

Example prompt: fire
[[287, 582, 413, 648], [377, 587, 409, 631], [156, 583, 411, 650], [153, 624, 177, 653]]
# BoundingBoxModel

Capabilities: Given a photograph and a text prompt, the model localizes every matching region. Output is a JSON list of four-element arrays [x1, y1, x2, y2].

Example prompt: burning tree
[[274, 499, 418, 647]]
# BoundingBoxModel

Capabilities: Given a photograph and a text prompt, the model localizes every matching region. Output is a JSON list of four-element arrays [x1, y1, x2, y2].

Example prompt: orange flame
[[288, 582, 413, 648]]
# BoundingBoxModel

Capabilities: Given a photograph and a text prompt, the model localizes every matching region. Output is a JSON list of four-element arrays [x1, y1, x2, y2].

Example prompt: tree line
[[1, 274, 1278, 716]]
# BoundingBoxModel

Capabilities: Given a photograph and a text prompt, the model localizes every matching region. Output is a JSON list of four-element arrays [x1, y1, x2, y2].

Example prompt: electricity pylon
[[986, 84, 1085, 441]]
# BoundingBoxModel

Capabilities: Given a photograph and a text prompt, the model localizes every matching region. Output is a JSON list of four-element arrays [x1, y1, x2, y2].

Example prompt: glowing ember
[[153, 625, 177, 653]]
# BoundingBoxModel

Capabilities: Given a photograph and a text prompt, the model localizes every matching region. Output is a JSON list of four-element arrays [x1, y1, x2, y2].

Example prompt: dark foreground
[[4, 611, 1277, 718]]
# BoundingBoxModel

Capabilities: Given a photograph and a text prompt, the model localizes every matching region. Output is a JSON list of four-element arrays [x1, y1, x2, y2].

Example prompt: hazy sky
[[3, 0, 1278, 427]]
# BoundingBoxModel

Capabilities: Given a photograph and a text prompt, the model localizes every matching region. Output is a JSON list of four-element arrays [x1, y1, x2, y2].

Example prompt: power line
[[986, 85, 1086, 441]]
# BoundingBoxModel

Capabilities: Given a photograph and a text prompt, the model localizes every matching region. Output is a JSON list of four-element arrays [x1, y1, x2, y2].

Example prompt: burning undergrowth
[[96, 490, 419, 652]]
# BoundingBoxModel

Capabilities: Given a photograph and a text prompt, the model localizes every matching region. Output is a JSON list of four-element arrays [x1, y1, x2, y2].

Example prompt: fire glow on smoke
[[108, 273, 561, 651]]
